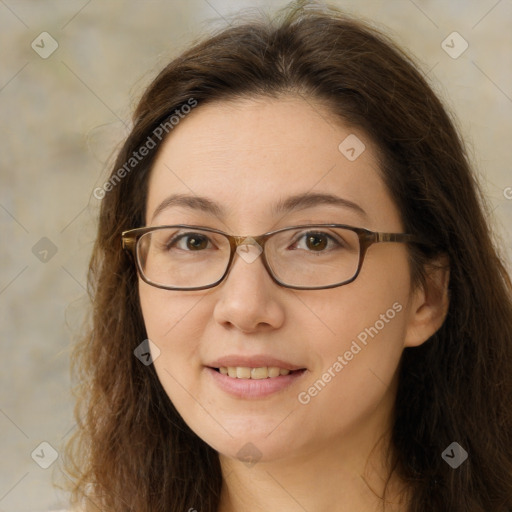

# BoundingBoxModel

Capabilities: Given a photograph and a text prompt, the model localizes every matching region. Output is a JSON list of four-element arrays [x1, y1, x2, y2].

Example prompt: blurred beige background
[[0, 0, 511, 510]]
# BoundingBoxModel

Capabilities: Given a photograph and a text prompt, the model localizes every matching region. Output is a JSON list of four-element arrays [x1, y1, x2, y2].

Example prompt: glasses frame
[[122, 223, 417, 291]]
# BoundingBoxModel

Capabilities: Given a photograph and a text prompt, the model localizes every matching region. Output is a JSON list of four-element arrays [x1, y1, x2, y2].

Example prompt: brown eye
[[291, 231, 341, 253], [170, 233, 211, 251], [306, 234, 328, 251]]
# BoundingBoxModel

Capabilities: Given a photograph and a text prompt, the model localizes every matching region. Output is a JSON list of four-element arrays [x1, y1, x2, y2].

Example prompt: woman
[[63, 1, 512, 510]]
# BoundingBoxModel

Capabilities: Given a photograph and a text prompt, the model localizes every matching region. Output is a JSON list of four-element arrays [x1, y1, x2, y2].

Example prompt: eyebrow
[[150, 191, 368, 223]]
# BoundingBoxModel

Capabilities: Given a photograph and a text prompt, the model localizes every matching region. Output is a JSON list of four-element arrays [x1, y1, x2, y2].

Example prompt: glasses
[[122, 224, 417, 291]]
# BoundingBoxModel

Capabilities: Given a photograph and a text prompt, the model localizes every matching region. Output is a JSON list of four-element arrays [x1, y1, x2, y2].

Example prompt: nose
[[212, 244, 286, 333]]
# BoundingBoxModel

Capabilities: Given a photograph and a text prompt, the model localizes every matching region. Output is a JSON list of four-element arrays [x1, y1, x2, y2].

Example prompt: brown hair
[[62, 1, 512, 510]]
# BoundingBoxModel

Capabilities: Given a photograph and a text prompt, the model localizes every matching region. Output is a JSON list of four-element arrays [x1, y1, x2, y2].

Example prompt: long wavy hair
[[62, 1, 512, 510]]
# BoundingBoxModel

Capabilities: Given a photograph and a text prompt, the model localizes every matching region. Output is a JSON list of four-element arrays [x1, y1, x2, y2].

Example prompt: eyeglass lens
[[136, 226, 361, 289]]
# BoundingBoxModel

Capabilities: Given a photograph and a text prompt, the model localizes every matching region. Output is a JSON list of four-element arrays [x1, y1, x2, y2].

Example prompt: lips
[[205, 364, 308, 398], [206, 355, 306, 372]]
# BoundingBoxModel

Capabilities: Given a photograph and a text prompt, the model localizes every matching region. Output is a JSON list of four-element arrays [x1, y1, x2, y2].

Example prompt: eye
[[168, 232, 212, 251], [291, 231, 342, 252]]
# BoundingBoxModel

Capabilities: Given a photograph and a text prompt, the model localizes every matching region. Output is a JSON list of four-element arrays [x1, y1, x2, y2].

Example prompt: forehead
[[145, 95, 400, 231]]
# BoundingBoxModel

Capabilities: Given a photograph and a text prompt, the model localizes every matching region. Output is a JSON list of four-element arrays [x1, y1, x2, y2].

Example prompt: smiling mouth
[[211, 366, 307, 379]]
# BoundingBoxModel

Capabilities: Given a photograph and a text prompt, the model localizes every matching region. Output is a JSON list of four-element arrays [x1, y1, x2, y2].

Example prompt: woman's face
[[139, 95, 423, 465]]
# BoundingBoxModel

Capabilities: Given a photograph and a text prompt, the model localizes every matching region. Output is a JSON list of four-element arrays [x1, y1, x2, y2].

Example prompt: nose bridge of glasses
[[229, 234, 266, 264], [230, 234, 267, 250]]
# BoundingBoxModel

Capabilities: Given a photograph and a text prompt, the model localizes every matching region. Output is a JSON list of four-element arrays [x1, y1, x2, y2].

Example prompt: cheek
[[301, 250, 411, 398], [138, 284, 230, 446], [291, 274, 409, 446], [139, 279, 207, 339], [138, 281, 208, 390], [306, 292, 407, 387]]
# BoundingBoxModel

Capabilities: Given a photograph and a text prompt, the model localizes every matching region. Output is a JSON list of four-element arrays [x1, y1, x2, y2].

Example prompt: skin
[[139, 95, 449, 512]]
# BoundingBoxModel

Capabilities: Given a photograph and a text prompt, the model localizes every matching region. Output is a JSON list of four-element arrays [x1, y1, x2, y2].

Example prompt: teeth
[[218, 366, 294, 379], [236, 367, 250, 379], [268, 367, 281, 377]]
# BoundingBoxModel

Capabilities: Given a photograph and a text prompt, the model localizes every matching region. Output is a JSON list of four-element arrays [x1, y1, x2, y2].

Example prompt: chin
[[197, 424, 302, 465]]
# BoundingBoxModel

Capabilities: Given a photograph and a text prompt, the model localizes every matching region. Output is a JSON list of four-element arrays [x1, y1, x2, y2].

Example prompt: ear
[[404, 254, 450, 348]]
